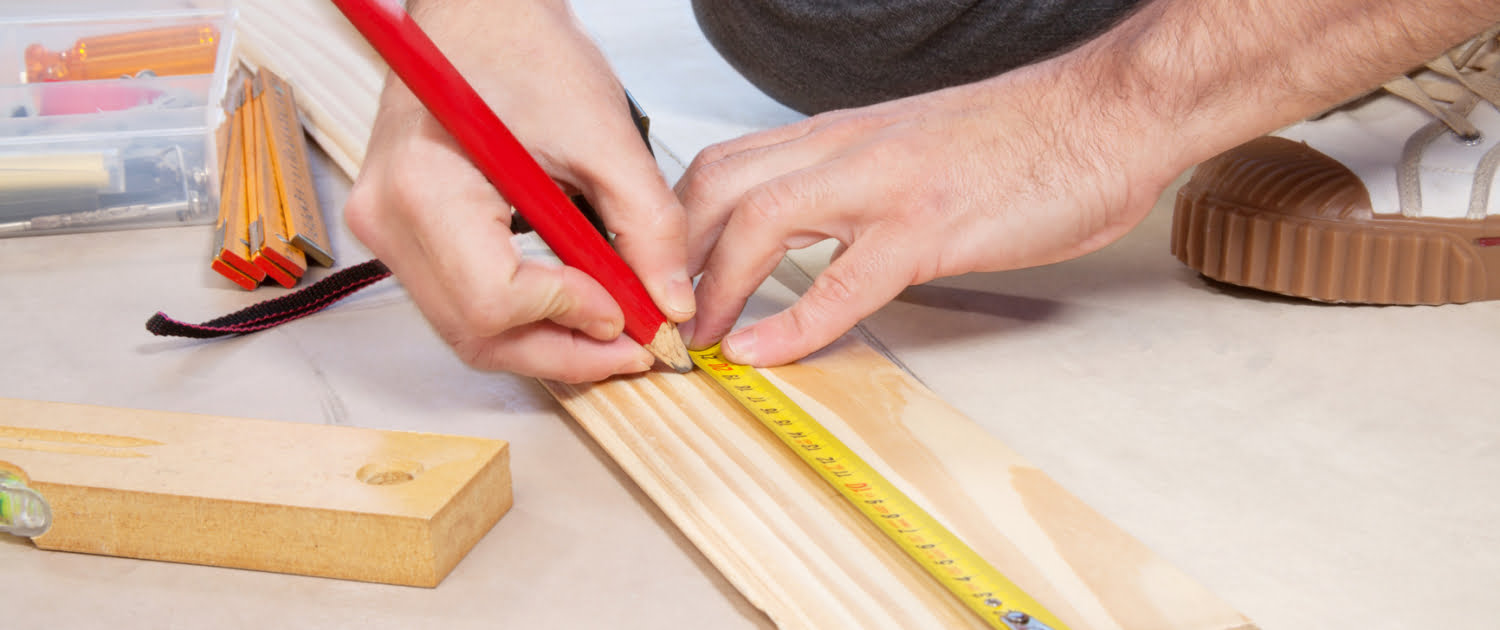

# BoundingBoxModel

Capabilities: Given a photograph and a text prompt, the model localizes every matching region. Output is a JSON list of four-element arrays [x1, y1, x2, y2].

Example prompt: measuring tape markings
[[666, 369, 948, 628], [690, 345, 1069, 630], [586, 370, 894, 629]]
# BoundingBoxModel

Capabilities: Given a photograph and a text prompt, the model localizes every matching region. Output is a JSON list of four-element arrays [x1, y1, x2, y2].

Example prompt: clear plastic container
[[0, 0, 236, 236]]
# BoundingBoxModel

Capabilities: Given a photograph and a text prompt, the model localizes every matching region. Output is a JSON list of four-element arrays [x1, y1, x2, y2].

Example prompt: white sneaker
[[1173, 25, 1500, 304]]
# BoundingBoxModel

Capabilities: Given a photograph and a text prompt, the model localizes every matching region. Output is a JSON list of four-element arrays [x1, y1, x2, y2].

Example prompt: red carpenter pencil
[[328, 0, 690, 372]]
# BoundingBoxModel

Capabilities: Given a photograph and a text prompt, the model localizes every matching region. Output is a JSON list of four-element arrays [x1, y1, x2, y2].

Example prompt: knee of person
[[691, 0, 1141, 115]]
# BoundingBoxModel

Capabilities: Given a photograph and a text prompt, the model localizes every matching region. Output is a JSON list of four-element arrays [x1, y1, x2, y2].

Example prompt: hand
[[344, 0, 695, 383], [677, 57, 1181, 366]]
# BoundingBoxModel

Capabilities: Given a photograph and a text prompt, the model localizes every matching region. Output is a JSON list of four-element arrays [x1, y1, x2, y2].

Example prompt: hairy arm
[[680, 0, 1500, 366], [1101, 0, 1500, 183]]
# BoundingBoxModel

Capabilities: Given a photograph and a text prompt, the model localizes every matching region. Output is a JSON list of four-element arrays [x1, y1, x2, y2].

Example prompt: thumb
[[722, 230, 913, 366], [583, 129, 696, 324]]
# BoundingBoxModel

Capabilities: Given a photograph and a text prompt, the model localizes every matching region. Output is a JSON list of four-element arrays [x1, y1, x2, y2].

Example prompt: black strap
[[146, 259, 391, 338]]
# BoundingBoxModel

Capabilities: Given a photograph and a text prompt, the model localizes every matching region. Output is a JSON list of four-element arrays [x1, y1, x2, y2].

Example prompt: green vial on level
[[0, 471, 50, 538]]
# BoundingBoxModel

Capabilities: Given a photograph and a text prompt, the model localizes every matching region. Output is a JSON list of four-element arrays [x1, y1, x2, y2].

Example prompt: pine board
[[235, 0, 384, 178], [544, 332, 1256, 630]]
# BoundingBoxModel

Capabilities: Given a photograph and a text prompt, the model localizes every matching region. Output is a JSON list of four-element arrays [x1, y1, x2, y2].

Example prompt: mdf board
[[544, 334, 1256, 630], [0, 398, 510, 587]]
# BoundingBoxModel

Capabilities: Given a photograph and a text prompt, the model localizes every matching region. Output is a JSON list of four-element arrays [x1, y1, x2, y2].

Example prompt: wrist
[[369, 0, 586, 135], [1064, 0, 1500, 181], [975, 46, 1187, 220], [1044, 18, 1233, 192]]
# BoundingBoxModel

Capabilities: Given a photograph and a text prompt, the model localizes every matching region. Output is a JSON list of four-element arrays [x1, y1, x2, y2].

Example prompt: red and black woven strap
[[146, 259, 391, 338]]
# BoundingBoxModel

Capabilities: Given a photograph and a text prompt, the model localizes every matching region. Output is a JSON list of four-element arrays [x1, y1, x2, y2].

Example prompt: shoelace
[[1382, 24, 1500, 141], [1371, 24, 1500, 219]]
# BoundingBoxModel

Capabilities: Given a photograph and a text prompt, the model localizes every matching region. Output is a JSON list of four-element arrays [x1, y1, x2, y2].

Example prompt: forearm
[[404, 0, 574, 58], [376, 0, 585, 116], [1062, 0, 1500, 182]]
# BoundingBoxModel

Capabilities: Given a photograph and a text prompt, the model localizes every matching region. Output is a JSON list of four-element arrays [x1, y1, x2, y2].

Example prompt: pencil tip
[[645, 322, 693, 373]]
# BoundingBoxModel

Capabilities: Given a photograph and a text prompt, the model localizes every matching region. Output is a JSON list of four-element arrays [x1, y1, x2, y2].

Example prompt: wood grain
[[0, 398, 510, 587], [236, 0, 384, 179], [545, 335, 1256, 630]]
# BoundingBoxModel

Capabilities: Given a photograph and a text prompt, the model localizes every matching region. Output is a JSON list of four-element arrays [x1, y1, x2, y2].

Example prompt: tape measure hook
[[1001, 610, 1056, 630]]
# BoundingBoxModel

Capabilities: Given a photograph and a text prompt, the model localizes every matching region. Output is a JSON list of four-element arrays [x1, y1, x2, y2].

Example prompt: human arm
[[678, 0, 1500, 366], [344, 0, 696, 382]]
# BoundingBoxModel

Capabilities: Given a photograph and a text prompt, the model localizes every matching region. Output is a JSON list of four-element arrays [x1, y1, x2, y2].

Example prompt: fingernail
[[663, 271, 696, 318], [584, 319, 621, 340], [723, 327, 757, 364], [678, 319, 701, 349], [623, 350, 654, 373]]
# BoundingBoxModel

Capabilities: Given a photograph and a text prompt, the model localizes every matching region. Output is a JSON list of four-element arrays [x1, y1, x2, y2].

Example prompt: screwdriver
[[24, 22, 220, 83]]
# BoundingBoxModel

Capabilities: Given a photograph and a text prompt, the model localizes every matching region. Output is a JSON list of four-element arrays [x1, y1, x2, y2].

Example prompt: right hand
[[343, 0, 695, 383]]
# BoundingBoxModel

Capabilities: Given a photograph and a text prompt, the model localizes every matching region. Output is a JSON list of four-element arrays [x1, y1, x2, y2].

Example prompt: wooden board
[[0, 398, 510, 587], [236, 0, 384, 179], [544, 334, 1256, 630]]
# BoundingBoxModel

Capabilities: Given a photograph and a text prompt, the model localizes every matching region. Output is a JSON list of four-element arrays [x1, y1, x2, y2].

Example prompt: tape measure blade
[[690, 346, 1070, 630]]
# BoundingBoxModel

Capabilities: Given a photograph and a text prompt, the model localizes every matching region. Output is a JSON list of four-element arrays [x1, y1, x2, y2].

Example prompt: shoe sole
[[1171, 137, 1500, 305]]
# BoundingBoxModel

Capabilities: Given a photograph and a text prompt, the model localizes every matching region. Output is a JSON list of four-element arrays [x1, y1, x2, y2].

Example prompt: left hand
[[676, 59, 1180, 366]]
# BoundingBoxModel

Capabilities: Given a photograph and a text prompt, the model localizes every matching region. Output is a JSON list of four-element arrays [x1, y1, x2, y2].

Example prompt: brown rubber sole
[[1172, 137, 1500, 305]]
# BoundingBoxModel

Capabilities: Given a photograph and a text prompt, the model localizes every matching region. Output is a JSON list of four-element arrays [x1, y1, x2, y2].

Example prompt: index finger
[[721, 230, 915, 366], [574, 99, 696, 324], [689, 162, 863, 356]]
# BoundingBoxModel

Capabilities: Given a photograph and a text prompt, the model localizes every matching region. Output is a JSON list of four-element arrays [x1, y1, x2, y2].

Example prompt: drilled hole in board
[[357, 460, 423, 485]]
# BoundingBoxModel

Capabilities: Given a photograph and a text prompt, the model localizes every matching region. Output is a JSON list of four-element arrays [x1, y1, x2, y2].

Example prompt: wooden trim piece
[[0, 398, 510, 587], [544, 336, 1255, 630], [236, 0, 386, 179]]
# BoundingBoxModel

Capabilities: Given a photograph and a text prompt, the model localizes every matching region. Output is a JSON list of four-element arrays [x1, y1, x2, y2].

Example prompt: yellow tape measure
[[690, 346, 1069, 630]]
